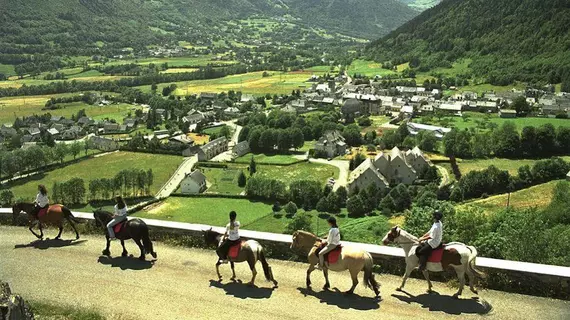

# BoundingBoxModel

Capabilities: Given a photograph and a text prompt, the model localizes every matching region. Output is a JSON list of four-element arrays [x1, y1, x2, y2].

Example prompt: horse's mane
[[93, 209, 113, 221], [398, 227, 419, 242]]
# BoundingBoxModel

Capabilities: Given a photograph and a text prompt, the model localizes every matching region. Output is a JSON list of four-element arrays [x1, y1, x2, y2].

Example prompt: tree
[[418, 131, 437, 152], [557, 127, 570, 154], [316, 197, 328, 213], [289, 180, 322, 209], [54, 143, 69, 164], [249, 156, 257, 176], [536, 124, 557, 156], [449, 187, 464, 203], [0, 190, 14, 206], [291, 128, 305, 150], [284, 211, 313, 234], [512, 96, 531, 117], [379, 195, 396, 216], [520, 126, 538, 157], [492, 122, 520, 157], [284, 201, 298, 215], [347, 195, 366, 217], [335, 186, 348, 207], [237, 170, 247, 187], [70, 142, 82, 160]]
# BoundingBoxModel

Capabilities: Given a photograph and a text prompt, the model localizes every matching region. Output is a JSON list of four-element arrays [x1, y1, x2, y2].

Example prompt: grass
[[202, 125, 227, 136], [188, 133, 210, 145], [234, 153, 300, 165], [137, 70, 325, 95], [6, 152, 183, 206], [348, 59, 397, 77], [30, 300, 105, 320], [299, 140, 316, 152], [460, 180, 561, 214], [0, 63, 15, 76], [457, 156, 570, 175], [421, 112, 570, 132], [160, 68, 198, 74], [102, 56, 237, 68], [201, 165, 246, 195], [256, 162, 338, 185], [47, 102, 135, 122], [0, 75, 131, 89]]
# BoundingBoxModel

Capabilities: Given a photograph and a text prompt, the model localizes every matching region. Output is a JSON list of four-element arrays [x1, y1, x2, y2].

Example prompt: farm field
[[102, 56, 237, 67], [0, 92, 120, 124], [200, 164, 247, 195], [457, 156, 570, 175], [6, 152, 183, 203], [234, 153, 301, 165], [0, 74, 132, 89], [460, 180, 561, 214], [421, 112, 570, 131], [160, 68, 198, 74], [202, 125, 228, 136], [137, 71, 325, 95], [348, 59, 397, 77], [0, 64, 15, 76]]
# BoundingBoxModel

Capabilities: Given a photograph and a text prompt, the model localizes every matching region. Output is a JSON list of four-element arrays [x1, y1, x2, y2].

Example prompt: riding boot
[[418, 255, 428, 272]]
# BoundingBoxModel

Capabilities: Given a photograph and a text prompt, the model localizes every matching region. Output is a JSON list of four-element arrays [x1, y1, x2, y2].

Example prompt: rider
[[317, 216, 341, 270], [217, 211, 240, 264], [416, 210, 443, 272], [106, 196, 128, 240], [32, 185, 49, 219]]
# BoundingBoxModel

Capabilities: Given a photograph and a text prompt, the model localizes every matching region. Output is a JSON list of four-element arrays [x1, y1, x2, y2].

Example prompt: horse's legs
[[422, 270, 434, 293], [55, 223, 63, 240], [346, 268, 359, 295], [246, 256, 257, 287], [38, 222, 44, 239], [465, 265, 478, 294], [28, 221, 42, 239], [102, 237, 111, 256], [397, 264, 415, 291], [121, 240, 128, 257], [230, 262, 237, 281], [322, 267, 331, 290], [134, 238, 145, 261], [216, 261, 223, 282], [67, 218, 80, 240], [453, 267, 465, 298], [306, 264, 316, 288]]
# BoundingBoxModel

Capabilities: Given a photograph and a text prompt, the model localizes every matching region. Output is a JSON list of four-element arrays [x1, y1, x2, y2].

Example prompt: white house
[[180, 170, 207, 194]]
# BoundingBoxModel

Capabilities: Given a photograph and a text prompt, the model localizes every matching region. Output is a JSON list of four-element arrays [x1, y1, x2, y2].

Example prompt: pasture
[[234, 153, 300, 165], [6, 152, 183, 203], [348, 59, 397, 77], [421, 112, 570, 132], [138, 71, 325, 95]]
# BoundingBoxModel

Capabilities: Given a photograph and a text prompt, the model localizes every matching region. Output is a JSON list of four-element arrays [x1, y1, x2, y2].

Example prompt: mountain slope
[[365, 0, 570, 85], [398, 0, 441, 11], [0, 0, 416, 55]]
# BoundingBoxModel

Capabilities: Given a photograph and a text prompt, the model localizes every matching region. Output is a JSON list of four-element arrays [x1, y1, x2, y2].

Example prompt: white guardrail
[[3, 209, 570, 279]]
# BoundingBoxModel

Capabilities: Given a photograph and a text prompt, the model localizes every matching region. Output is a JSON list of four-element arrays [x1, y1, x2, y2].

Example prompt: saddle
[[428, 246, 445, 263], [228, 241, 243, 259], [38, 207, 49, 219], [114, 220, 128, 234], [315, 243, 342, 264]]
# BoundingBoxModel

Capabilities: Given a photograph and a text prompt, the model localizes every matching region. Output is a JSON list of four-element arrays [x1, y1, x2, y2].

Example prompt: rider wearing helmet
[[217, 211, 240, 264], [317, 216, 341, 270], [416, 210, 443, 272], [32, 185, 49, 218]]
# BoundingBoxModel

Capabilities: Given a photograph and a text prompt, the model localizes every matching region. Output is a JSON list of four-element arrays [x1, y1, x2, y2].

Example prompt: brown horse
[[291, 231, 380, 298], [203, 229, 278, 288], [12, 202, 80, 240]]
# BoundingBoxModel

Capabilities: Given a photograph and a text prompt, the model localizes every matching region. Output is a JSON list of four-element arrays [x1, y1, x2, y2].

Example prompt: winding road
[[1, 227, 568, 320]]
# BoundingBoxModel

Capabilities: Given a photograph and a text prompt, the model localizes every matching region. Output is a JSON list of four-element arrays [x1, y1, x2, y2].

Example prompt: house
[[476, 101, 499, 113], [50, 115, 63, 123], [499, 109, 517, 118], [26, 127, 41, 137], [103, 122, 120, 133], [46, 128, 60, 138], [400, 105, 414, 117], [241, 94, 255, 103], [154, 130, 170, 140], [407, 123, 451, 139], [341, 99, 364, 122], [314, 130, 347, 158], [78, 117, 95, 127], [21, 142, 38, 150], [90, 136, 120, 151], [197, 137, 228, 161], [348, 147, 432, 192], [281, 105, 297, 114], [419, 104, 434, 114], [223, 107, 240, 117], [155, 109, 166, 121], [61, 126, 82, 140], [180, 170, 207, 194], [169, 134, 194, 146], [200, 92, 217, 100], [182, 113, 205, 125], [435, 103, 463, 116], [232, 141, 250, 158], [289, 99, 308, 113], [0, 124, 17, 139]]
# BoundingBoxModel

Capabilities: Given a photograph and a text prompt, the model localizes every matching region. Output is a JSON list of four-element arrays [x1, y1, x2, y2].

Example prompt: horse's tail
[[466, 245, 486, 279], [258, 247, 277, 287], [141, 224, 157, 259], [61, 206, 82, 223], [363, 252, 381, 297]]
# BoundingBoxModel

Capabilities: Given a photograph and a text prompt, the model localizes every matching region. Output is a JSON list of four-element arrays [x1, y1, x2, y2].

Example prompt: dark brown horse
[[12, 202, 80, 240], [203, 229, 278, 288], [93, 209, 157, 261]]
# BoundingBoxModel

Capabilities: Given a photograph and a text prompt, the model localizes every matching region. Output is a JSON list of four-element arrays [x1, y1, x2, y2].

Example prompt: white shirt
[[427, 221, 443, 249], [326, 227, 341, 246], [35, 193, 49, 207], [226, 221, 240, 241], [114, 204, 128, 217]]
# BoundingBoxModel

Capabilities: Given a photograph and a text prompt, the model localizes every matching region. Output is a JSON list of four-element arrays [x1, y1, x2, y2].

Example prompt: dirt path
[[1, 226, 568, 320]]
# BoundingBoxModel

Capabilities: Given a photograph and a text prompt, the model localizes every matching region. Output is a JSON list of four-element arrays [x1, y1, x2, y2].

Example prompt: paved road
[[309, 158, 350, 191], [436, 165, 452, 188], [211, 120, 243, 162], [155, 155, 198, 198], [2, 227, 567, 320]]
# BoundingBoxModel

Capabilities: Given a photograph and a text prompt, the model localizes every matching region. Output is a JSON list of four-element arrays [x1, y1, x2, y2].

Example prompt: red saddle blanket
[[228, 242, 242, 259], [428, 247, 445, 263], [38, 207, 49, 218], [114, 221, 127, 234], [316, 243, 342, 264]]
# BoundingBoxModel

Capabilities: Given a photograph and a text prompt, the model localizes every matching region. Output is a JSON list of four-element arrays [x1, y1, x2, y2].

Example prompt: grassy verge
[[30, 300, 105, 320], [234, 153, 300, 165]]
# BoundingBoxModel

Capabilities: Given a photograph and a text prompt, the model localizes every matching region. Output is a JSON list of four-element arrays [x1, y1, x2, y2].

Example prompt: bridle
[[386, 228, 419, 245]]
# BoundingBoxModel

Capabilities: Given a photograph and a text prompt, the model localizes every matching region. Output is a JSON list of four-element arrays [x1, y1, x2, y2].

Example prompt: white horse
[[382, 226, 486, 298]]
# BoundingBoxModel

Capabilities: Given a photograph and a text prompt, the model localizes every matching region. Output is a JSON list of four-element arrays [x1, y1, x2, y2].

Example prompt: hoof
[[471, 288, 479, 295], [151, 252, 157, 259], [102, 250, 110, 256], [75, 236, 80, 240], [344, 291, 354, 296], [273, 281, 279, 288], [246, 282, 255, 287], [396, 287, 403, 292], [122, 252, 128, 257], [453, 293, 460, 299], [230, 277, 236, 282], [322, 284, 330, 291], [218, 277, 223, 282], [55, 236, 61, 241], [427, 289, 435, 294], [138, 256, 145, 261]]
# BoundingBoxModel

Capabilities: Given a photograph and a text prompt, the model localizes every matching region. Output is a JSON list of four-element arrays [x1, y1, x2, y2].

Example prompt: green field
[[422, 112, 570, 131], [201, 165, 246, 195], [6, 152, 183, 205], [30, 300, 104, 320], [138, 71, 324, 95], [348, 59, 397, 77], [102, 55, 237, 67], [460, 180, 561, 214], [234, 153, 300, 165], [457, 157, 570, 176], [202, 125, 228, 136], [0, 64, 15, 76]]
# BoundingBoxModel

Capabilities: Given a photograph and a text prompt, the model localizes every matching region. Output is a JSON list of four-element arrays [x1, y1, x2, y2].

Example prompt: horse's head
[[290, 230, 318, 253], [11, 203, 30, 225], [93, 208, 111, 227], [382, 226, 401, 245], [202, 228, 221, 247]]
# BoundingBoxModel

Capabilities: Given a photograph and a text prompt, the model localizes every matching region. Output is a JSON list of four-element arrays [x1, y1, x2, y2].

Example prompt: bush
[[284, 201, 298, 215], [237, 170, 247, 187], [284, 211, 313, 234], [347, 195, 366, 217]]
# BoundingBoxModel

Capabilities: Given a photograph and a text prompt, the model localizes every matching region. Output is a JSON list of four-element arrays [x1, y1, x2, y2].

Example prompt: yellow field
[[0, 75, 131, 89], [188, 133, 210, 145], [160, 68, 198, 74]]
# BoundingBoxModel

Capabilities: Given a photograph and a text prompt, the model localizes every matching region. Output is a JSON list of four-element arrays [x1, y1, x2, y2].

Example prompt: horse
[[203, 229, 278, 288], [290, 230, 380, 298], [12, 202, 81, 240], [93, 209, 157, 261], [382, 226, 486, 298]]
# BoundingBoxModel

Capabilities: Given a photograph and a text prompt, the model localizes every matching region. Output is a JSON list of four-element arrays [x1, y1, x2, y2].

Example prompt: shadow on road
[[209, 280, 274, 299], [391, 290, 492, 315], [14, 238, 87, 250], [97, 255, 154, 271], [297, 287, 380, 311]]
